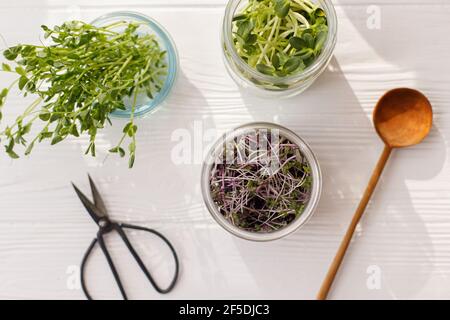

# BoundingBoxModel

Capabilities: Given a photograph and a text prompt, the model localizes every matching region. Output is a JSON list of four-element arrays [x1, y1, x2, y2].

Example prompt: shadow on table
[[229, 57, 445, 299], [338, 3, 448, 76], [358, 125, 446, 300]]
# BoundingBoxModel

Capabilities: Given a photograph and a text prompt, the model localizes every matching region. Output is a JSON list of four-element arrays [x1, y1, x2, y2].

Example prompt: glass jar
[[92, 11, 179, 118], [221, 0, 337, 98], [201, 122, 322, 241]]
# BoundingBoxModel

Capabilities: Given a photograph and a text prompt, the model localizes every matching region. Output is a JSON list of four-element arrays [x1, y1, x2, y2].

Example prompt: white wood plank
[[0, 0, 449, 300]]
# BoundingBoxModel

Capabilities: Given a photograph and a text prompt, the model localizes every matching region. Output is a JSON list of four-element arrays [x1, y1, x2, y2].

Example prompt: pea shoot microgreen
[[232, 0, 328, 77], [210, 129, 312, 233], [0, 20, 168, 167]]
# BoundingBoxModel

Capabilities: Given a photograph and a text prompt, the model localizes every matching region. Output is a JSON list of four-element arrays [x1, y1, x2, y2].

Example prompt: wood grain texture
[[0, 0, 450, 300]]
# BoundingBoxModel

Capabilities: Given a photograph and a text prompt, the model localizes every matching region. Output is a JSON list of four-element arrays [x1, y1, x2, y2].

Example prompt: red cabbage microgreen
[[210, 129, 312, 233]]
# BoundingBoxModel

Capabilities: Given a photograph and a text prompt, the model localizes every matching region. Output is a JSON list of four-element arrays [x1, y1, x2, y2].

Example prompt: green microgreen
[[210, 129, 312, 233], [0, 20, 168, 167], [232, 0, 328, 77]]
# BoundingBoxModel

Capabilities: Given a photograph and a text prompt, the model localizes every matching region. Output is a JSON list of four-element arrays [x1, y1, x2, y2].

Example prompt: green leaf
[[110, 147, 126, 158], [283, 57, 303, 73], [67, 54, 80, 60], [15, 66, 27, 76], [146, 88, 154, 99], [39, 112, 51, 121], [129, 141, 136, 153], [272, 53, 280, 69], [246, 34, 257, 45], [296, 48, 314, 60], [0, 88, 8, 98], [38, 131, 52, 142], [21, 45, 34, 56], [236, 20, 254, 41], [49, 113, 62, 123], [3, 46, 20, 61], [256, 64, 275, 76], [18, 76, 28, 90], [302, 32, 315, 48], [123, 122, 132, 134], [243, 44, 257, 55], [289, 37, 307, 50], [51, 135, 63, 145], [21, 123, 32, 135], [6, 149, 19, 159], [25, 141, 35, 155], [128, 154, 135, 168], [26, 81, 36, 92], [127, 125, 137, 137], [2, 63, 11, 72], [90, 143, 96, 156], [6, 139, 14, 153], [70, 126, 79, 137], [314, 31, 327, 52], [313, 8, 326, 18], [274, 0, 290, 18]]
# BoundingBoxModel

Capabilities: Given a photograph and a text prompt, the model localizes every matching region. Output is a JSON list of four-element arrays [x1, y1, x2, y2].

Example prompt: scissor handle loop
[[80, 223, 179, 300]]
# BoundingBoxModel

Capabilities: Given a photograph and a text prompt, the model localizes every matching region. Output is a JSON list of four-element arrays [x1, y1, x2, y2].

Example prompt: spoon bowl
[[374, 88, 433, 148]]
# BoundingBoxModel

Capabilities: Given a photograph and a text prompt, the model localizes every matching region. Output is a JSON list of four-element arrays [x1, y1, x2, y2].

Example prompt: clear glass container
[[92, 11, 179, 118], [221, 0, 337, 98], [201, 122, 322, 241]]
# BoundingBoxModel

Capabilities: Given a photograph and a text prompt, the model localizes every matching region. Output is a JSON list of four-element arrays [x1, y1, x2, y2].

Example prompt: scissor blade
[[72, 183, 103, 225], [88, 174, 108, 218]]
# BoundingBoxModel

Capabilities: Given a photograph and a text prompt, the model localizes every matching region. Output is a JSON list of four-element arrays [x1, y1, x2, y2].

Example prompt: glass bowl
[[201, 122, 322, 241], [91, 11, 179, 118], [221, 0, 337, 98]]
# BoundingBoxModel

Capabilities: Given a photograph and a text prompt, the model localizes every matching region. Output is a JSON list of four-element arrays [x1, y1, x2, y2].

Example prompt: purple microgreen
[[210, 129, 312, 233]]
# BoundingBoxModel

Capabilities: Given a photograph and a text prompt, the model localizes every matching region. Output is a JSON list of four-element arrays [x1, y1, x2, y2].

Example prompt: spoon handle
[[317, 145, 392, 300]]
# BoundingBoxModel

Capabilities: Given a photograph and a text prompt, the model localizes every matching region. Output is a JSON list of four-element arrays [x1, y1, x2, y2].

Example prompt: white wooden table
[[0, 0, 449, 300]]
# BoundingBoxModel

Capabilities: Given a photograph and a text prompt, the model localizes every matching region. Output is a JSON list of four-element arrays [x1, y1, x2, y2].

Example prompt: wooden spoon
[[317, 88, 433, 300]]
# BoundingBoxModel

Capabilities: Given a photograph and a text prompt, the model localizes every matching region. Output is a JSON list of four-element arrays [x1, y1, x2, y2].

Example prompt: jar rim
[[222, 0, 338, 84], [201, 122, 322, 241]]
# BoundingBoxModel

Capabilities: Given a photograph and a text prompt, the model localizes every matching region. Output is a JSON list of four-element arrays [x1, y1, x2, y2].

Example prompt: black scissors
[[72, 175, 179, 300]]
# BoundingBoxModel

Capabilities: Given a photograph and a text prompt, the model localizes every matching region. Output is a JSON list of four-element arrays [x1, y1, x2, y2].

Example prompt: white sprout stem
[[258, 16, 277, 36], [284, 13, 298, 53], [257, 16, 279, 65], [303, 0, 317, 10], [280, 30, 293, 38], [290, 11, 310, 28], [293, 0, 315, 12], [234, 141, 246, 164], [256, 43, 271, 65], [283, 44, 291, 54], [242, 1, 252, 12], [264, 51, 271, 65]]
